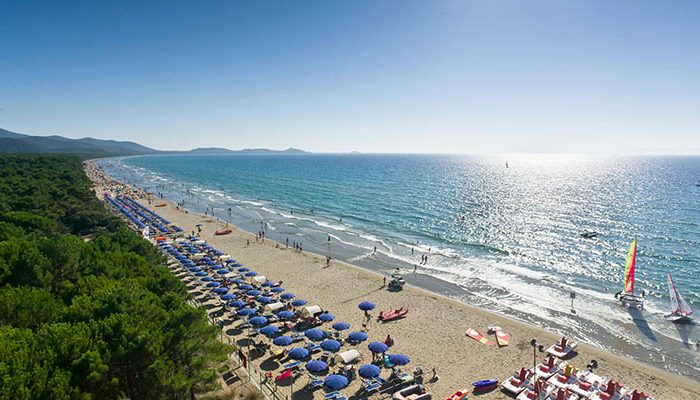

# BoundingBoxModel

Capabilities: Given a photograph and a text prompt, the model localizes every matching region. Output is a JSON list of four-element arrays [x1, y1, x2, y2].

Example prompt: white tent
[[334, 349, 361, 364], [265, 302, 285, 312], [302, 305, 323, 316], [219, 254, 231, 261], [191, 253, 206, 260], [252, 276, 267, 284]]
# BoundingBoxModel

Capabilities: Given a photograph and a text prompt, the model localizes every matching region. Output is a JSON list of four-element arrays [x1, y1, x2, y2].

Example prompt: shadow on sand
[[627, 307, 656, 342]]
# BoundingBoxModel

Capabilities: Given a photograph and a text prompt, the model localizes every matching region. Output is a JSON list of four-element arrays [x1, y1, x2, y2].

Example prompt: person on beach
[[384, 334, 394, 347], [411, 247, 414, 255], [247, 239, 250, 246], [430, 367, 439, 382], [286, 238, 289, 248], [373, 246, 377, 255], [328, 235, 331, 243], [413, 265, 417, 273], [382, 276, 386, 288]]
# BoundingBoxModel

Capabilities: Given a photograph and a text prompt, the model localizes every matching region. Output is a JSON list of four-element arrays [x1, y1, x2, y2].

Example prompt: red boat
[[215, 227, 233, 235], [378, 307, 408, 322]]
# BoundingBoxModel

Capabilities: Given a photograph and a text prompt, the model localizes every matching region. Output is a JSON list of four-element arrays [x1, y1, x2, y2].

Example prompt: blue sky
[[1, 1, 698, 153]]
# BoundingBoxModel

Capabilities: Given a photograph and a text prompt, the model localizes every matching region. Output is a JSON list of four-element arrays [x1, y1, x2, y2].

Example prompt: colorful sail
[[668, 272, 693, 317], [623, 240, 637, 294]]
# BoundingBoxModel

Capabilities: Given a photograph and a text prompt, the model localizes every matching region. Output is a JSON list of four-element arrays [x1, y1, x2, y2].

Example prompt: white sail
[[668, 272, 693, 317]]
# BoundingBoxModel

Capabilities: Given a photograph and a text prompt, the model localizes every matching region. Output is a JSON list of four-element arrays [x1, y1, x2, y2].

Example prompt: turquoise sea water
[[101, 154, 700, 378]]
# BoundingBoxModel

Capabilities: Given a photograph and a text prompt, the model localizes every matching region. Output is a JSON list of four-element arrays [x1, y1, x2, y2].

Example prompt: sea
[[99, 154, 700, 379]]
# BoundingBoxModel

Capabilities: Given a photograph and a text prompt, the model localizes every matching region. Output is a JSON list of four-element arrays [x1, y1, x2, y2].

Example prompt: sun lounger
[[283, 361, 302, 370], [502, 368, 535, 395], [306, 343, 322, 353], [308, 377, 324, 390], [516, 380, 555, 400], [570, 372, 606, 398], [535, 355, 566, 379], [589, 380, 629, 400], [324, 391, 340, 399], [546, 337, 578, 359]]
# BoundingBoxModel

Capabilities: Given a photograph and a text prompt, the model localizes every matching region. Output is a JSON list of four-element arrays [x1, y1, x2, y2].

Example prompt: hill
[[188, 147, 309, 155]]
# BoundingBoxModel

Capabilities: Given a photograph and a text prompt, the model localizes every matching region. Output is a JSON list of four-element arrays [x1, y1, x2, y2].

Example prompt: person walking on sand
[[286, 238, 289, 248], [382, 276, 386, 288], [413, 264, 417, 273]]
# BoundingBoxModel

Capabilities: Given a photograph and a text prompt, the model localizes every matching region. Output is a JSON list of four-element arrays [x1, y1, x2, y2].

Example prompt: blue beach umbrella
[[239, 284, 253, 290], [273, 336, 293, 346], [211, 264, 224, 270], [271, 286, 285, 293], [318, 313, 335, 322], [232, 278, 245, 284], [237, 308, 256, 316], [324, 375, 349, 390], [306, 360, 329, 374], [200, 276, 215, 282], [194, 271, 207, 276], [260, 325, 278, 336], [358, 364, 381, 379], [245, 271, 257, 277], [320, 339, 341, 352], [261, 281, 273, 287], [213, 287, 229, 294], [368, 342, 388, 354], [249, 316, 268, 327], [206, 281, 221, 287], [347, 331, 368, 343], [305, 329, 325, 341], [217, 269, 230, 275], [388, 354, 410, 366], [291, 299, 308, 307], [247, 289, 262, 296], [278, 310, 295, 320], [358, 301, 375, 311], [280, 293, 296, 300], [238, 267, 250, 272], [220, 293, 237, 300], [257, 296, 273, 304], [288, 347, 310, 360], [189, 266, 202, 272], [230, 300, 246, 308], [332, 322, 350, 331], [225, 259, 236, 264]]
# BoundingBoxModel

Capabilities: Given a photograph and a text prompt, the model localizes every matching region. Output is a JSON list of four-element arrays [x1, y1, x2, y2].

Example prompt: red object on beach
[[215, 227, 233, 235], [466, 328, 494, 346], [446, 389, 468, 400], [378, 307, 408, 322], [154, 203, 166, 207], [275, 369, 292, 382], [154, 236, 167, 242]]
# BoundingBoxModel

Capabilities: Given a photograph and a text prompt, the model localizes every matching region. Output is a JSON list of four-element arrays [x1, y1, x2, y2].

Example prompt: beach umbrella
[[281, 293, 296, 300], [305, 329, 325, 341], [206, 282, 221, 287], [247, 289, 262, 296], [278, 310, 295, 320], [260, 325, 278, 336], [358, 364, 381, 379], [291, 299, 308, 307], [257, 296, 273, 304], [189, 266, 203, 272], [213, 287, 229, 294], [347, 331, 368, 343], [273, 336, 293, 346], [306, 360, 329, 374], [388, 354, 410, 366], [216, 269, 230, 275], [318, 313, 335, 322], [320, 339, 341, 352], [211, 264, 224, 270], [271, 286, 285, 293], [230, 300, 246, 308], [200, 276, 215, 282], [225, 259, 236, 264], [195, 223, 204, 227], [261, 281, 273, 287], [238, 267, 250, 272], [239, 284, 253, 290], [194, 271, 207, 276], [332, 322, 350, 331], [368, 342, 388, 354], [288, 347, 310, 360], [249, 316, 268, 327], [232, 278, 245, 284], [323, 375, 349, 390], [245, 271, 257, 277], [237, 307, 256, 316], [358, 301, 375, 311], [221, 293, 237, 300]]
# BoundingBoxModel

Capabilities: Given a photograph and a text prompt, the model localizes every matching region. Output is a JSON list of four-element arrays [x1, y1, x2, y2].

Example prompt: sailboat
[[665, 272, 693, 323], [614, 240, 646, 309]]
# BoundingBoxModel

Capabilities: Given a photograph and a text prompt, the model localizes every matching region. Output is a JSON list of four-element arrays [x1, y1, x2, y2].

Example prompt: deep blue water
[[101, 154, 700, 378]]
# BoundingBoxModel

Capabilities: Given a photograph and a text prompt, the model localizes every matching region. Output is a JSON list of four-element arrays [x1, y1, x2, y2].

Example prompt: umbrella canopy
[[194, 271, 207, 276], [358, 301, 375, 311], [200, 276, 215, 282], [318, 313, 335, 322], [368, 341, 388, 354], [358, 364, 381, 379], [288, 347, 310, 360], [306, 360, 329, 374], [238, 267, 250, 272], [244, 271, 257, 277], [260, 325, 278, 336], [278, 310, 295, 319], [273, 336, 293, 346], [211, 264, 224, 270], [270, 286, 285, 293], [347, 331, 368, 343], [220, 293, 237, 300], [232, 278, 245, 284], [230, 300, 246, 308], [321, 339, 341, 352], [332, 322, 350, 331], [213, 287, 229, 294], [189, 266, 203, 272], [237, 307, 256, 316], [249, 316, 268, 327], [305, 329, 325, 341], [261, 281, 273, 287], [324, 375, 349, 390], [280, 293, 296, 300], [206, 281, 221, 287], [216, 269, 230, 275], [388, 354, 410, 366], [247, 289, 262, 296], [257, 296, 273, 304], [195, 223, 204, 227], [239, 284, 253, 290], [291, 299, 308, 307]]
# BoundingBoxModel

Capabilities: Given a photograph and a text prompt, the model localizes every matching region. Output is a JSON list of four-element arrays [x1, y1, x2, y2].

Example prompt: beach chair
[[308, 377, 324, 390], [570, 372, 606, 398], [283, 360, 302, 370], [516, 380, 554, 400], [324, 391, 340, 399], [536, 355, 565, 379], [546, 337, 578, 359], [362, 379, 381, 394], [547, 387, 579, 400], [590, 380, 628, 400], [502, 367, 534, 395]]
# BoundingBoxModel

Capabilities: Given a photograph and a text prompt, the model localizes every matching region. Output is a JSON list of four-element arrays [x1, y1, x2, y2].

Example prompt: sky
[[1, 0, 699, 154]]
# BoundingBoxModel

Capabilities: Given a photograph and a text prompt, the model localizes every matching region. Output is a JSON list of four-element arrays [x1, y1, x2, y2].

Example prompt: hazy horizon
[[2, 1, 699, 154]]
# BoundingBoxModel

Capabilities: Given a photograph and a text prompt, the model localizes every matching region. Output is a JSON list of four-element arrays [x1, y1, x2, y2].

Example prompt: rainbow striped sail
[[623, 240, 637, 294]]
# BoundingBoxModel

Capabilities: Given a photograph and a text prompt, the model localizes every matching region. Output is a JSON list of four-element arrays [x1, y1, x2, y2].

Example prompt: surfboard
[[495, 329, 510, 347], [466, 328, 494, 346]]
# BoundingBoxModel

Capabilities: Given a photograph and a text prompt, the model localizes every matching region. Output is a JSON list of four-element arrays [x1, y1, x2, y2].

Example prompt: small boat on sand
[[614, 240, 645, 309], [215, 227, 233, 235], [546, 336, 577, 359], [378, 307, 408, 322], [446, 389, 468, 400], [664, 272, 693, 323], [472, 379, 498, 392], [155, 203, 167, 207]]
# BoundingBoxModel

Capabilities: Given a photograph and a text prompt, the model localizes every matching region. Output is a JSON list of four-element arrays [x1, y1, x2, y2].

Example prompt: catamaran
[[614, 240, 645, 309], [665, 272, 693, 323]]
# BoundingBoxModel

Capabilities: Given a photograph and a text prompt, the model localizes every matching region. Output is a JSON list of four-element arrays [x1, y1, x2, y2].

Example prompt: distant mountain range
[[0, 128, 310, 157]]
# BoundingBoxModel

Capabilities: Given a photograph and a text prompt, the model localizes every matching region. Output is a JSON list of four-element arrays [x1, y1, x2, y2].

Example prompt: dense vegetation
[[0, 155, 228, 399]]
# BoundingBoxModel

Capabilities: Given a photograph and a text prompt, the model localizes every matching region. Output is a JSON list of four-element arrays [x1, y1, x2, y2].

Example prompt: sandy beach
[[87, 163, 700, 400]]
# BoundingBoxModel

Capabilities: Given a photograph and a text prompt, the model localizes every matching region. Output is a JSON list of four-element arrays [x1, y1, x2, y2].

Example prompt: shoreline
[[87, 161, 700, 399]]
